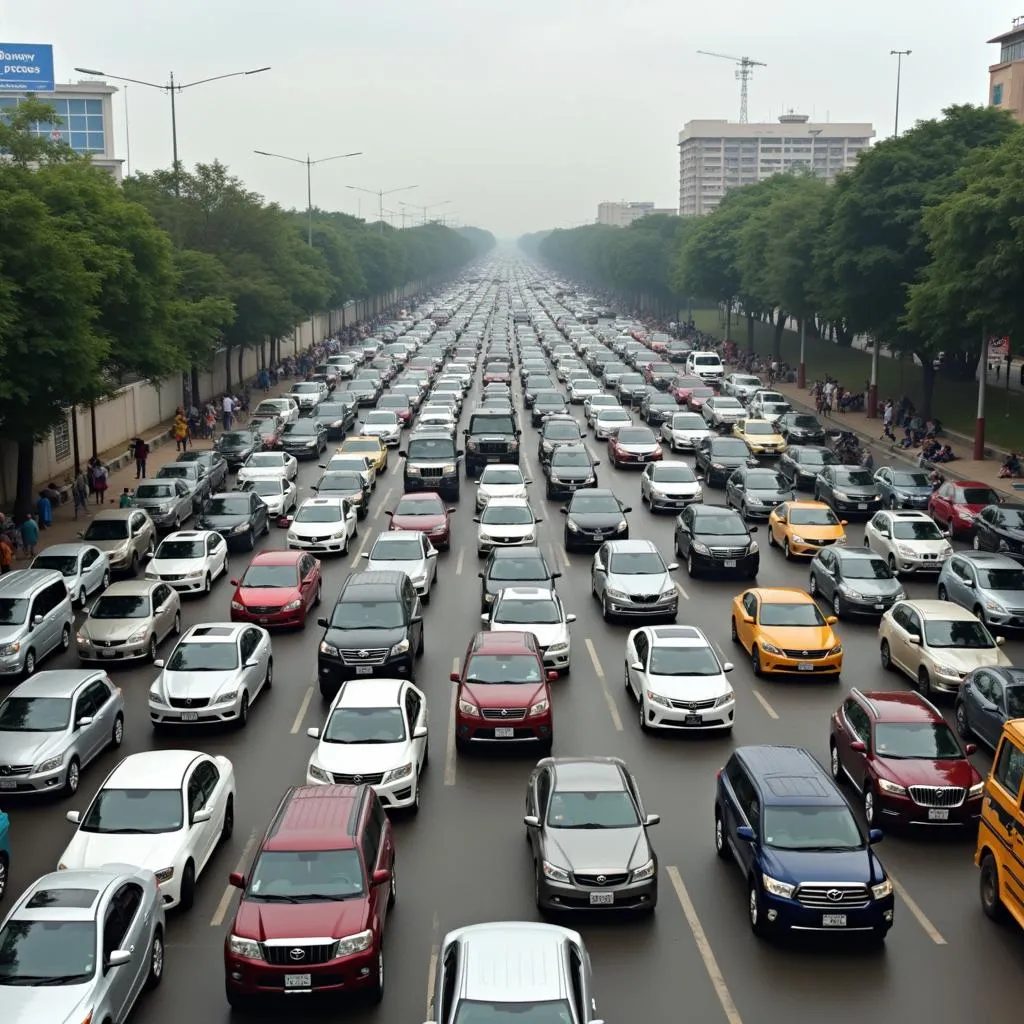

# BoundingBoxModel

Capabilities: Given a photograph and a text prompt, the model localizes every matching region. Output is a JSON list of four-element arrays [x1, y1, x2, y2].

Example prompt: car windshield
[[617, 428, 655, 443], [693, 355, 720, 366], [490, 556, 547, 581], [758, 602, 826, 627], [790, 415, 820, 428], [90, 594, 150, 619], [136, 484, 173, 499], [471, 415, 515, 433], [799, 449, 835, 466], [246, 454, 284, 467], [841, 556, 891, 579], [294, 505, 343, 523], [834, 470, 874, 486], [874, 722, 964, 760], [711, 439, 749, 455], [395, 497, 444, 516], [763, 806, 863, 850], [465, 654, 542, 683], [166, 641, 239, 670], [82, 518, 130, 542], [292, 383, 320, 393], [480, 468, 524, 485], [324, 706, 406, 744], [482, 506, 534, 526], [745, 422, 776, 436], [157, 465, 193, 479], [547, 789, 639, 829], [0, 920, 96, 986], [998, 509, 1024, 529], [31, 554, 78, 576], [251, 420, 278, 436], [242, 564, 298, 588], [344, 440, 381, 453], [156, 539, 205, 559], [494, 598, 560, 624], [923, 619, 995, 649], [693, 514, 747, 537], [892, 471, 930, 487], [961, 488, 999, 505], [671, 414, 705, 429], [0, 696, 71, 731], [544, 423, 580, 439], [283, 421, 317, 435], [408, 439, 456, 460], [363, 413, 397, 425], [978, 567, 1024, 590], [535, 395, 564, 407], [330, 600, 405, 629], [205, 497, 251, 515], [370, 538, 422, 561], [734, 376, 760, 386], [80, 787, 184, 834], [247, 849, 364, 900], [746, 472, 787, 490], [243, 480, 284, 496], [788, 507, 839, 526], [892, 520, 943, 540], [648, 645, 721, 676], [552, 451, 592, 467], [318, 404, 350, 418], [569, 494, 619, 514], [608, 551, 665, 575]]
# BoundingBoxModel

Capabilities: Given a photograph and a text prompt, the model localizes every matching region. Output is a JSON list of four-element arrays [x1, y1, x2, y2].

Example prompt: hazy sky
[[4, 2, 1016, 237]]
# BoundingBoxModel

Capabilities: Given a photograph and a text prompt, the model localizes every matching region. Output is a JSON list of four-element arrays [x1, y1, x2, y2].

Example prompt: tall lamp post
[[400, 199, 452, 225], [890, 50, 911, 136], [253, 149, 363, 245], [346, 184, 418, 232], [74, 65, 271, 191]]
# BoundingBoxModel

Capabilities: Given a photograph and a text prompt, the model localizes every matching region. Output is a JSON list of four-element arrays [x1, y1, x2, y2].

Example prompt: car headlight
[[748, 541, 759, 553], [659, 587, 677, 600], [840, 585, 865, 599], [546, 640, 570, 653], [35, 755, 63, 774], [871, 879, 893, 901], [389, 638, 410, 657], [458, 698, 480, 717], [897, 545, 917, 557], [529, 699, 549, 716], [835, 535, 847, 545], [230, 599, 245, 611], [761, 873, 795, 899], [281, 599, 303, 611], [934, 663, 962, 679], [790, 534, 805, 544], [231, 522, 250, 534], [308, 763, 332, 783], [144, 569, 159, 580], [319, 641, 339, 657], [406, 463, 421, 475], [479, 533, 494, 543], [759, 641, 782, 655], [75, 632, 88, 645], [877, 778, 906, 796], [827, 645, 843, 656], [566, 520, 580, 533], [616, 519, 628, 532], [542, 860, 571, 884], [216, 690, 239, 704], [383, 763, 413, 783], [644, 689, 670, 707], [714, 689, 735, 707], [228, 935, 265, 960], [152, 867, 175, 884], [287, 532, 299, 542], [605, 588, 629, 601], [746, 495, 764, 505], [334, 929, 373, 957], [833, 491, 849, 500], [985, 599, 1005, 612]]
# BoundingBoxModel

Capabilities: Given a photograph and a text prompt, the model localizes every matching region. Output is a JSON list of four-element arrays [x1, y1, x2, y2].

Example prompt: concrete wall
[[1, 282, 423, 506]]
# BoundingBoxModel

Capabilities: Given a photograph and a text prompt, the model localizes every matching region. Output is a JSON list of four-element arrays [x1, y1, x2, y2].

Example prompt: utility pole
[[890, 50, 911, 136], [696, 50, 766, 123]]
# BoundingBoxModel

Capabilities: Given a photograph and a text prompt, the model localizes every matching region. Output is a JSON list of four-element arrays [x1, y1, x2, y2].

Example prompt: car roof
[[834, 545, 878, 559], [10, 669, 106, 698], [854, 689, 941, 723], [163, 530, 217, 541], [550, 757, 627, 792], [954, 551, 1022, 569], [17, 870, 124, 920], [248, 550, 303, 565], [35, 543, 89, 557], [91, 508, 135, 521], [901, 599, 979, 619], [490, 545, 545, 559], [338, 677, 404, 707], [482, 496, 531, 508], [496, 586, 558, 601], [786, 500, 830, 510], [97, 579, 162, 598], [749, 587, 813, 603], [106, 749, 205, 788], [884, 510, 932, 520], [604, 539, 658, 554], [264, 785, 363, 851], [647, 625, 710, 648], [470, 629, 538, 654], [735, 745, 842, 804], [692, 504, 741, 518], [180, 623, 244, 642]]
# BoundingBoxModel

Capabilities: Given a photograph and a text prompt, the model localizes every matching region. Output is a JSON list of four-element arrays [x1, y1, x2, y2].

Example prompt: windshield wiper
[[96, 827, 154, 834], [293, 892, 358, 902], [0, 974, 87, 986], [252, 893, 301, 903], [566, 823, 618, 829], [30, 974, 90, 986]]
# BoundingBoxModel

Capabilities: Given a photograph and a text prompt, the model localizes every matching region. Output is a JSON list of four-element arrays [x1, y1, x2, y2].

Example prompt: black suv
[[400, 432, 463, 501], [316, 570, 424, 698], [674, 504, 759, 578], [464, 411, 521, 477]]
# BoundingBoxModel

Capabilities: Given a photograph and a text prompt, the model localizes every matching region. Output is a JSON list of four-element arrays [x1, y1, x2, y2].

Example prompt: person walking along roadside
[[19, 514, 38, 558], [132, 437, 150, 478]]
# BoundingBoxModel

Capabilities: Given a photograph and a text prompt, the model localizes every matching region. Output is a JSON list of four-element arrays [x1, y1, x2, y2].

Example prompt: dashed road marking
[[445, 658, 459, 786], [584, 638, 623, 731], [455, 548, 465, 575], [210, 828, 259, 927], [290, 686, 314, 733], [425, 912, 440, 1017], [675, 581, 690, 600], [889, 870, 947, 944], [377, 487, 393, 511], [751, 689, 779, 720]]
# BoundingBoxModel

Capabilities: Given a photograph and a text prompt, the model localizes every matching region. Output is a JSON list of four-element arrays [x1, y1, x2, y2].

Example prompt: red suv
[[828, 688, 984, 831], [224, 785, 395, 1009], [452, 630, 555, 754]]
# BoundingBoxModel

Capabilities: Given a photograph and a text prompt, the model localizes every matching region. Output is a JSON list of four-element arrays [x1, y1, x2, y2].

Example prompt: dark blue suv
[[714, 745, 894, 941]]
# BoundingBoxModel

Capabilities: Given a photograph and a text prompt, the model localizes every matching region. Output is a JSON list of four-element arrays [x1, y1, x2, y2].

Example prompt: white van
[[685, 350, 725, 384]]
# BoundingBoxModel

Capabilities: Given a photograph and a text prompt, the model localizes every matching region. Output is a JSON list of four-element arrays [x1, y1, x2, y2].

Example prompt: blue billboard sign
[[0, 43, 55, 92]]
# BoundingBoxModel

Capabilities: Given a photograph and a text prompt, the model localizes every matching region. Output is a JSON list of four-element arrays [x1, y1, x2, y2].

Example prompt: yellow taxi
[[977, 719, 1024, 928], [767, 501, 847, 559], [732, 418, 788, 456], [730, 586, 842, 677], [338, 435, 388, 474]]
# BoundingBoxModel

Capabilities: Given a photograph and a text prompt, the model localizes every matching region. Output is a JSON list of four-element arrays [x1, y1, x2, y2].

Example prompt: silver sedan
[[361, 531, 438, 602], [77, 580, 182, 664], [31, 542, 110, 607]]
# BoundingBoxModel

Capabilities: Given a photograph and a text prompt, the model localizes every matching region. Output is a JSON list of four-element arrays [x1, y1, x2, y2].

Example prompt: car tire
[[221, 796, 234, 843], [64, 757, 80, 797], [887, 554, 899, 576], [955, 701, 973, 740], [833, 593, 842, 618], [111, 714, 124, 749], [388, 860, 397, 907], [973, 534, 981, 551], [144, 927, 164, 991], [783, 539, 793, 560], [730, 617, 740, 643], [263, 659, 273, 690], [751, 646, 763, 677], [828, 741, 843, 781], [638, 697, 650, 732], [601, 593, 611, 622], [714, 810, 729, 860], [880, 639, 893, 670], [974, 604, 988, 627], [77, 586, 87, 607], [245, 528, 255, 551], [917, 667, 932, 697], [767, 528, 776, 548], [938, 584, 948, 601], [60, 623, 71, 651], [863, 784, 878, 827], [687, 552, 699, 578], [147, 635, 158, 661], [236, 692, 249, 729], [179, 861, 196, 912], [130, 551, 140, 576], [808, 573, 818, 597], [980, 853, 1008, 922], [748, 878, 768, 938]]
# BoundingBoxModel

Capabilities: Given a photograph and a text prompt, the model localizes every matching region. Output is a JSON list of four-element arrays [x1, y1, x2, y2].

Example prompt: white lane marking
[[889, 870, 946, 944], [751, 689, 779, 720], [445, 658, 459, 786], [210, 828, 259, 927], [290, 686, 314, 733], [584, 638, 624, 731], [377, 487, 393, 511], [425, 912, 440, 1017], [667, 866, 744, 1024], [675, 581, 689, 600], [559, 544, 570, 569], [712, 639, 726, 659], [455, 548, 465, 575]]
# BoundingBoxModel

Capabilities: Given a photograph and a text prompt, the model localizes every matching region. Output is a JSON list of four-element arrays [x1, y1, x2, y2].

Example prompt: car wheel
[[887, 554, 899, 576], [714, 810, 729, 860], [751, 646, 763, 677], [64, 757, 80, 797], [23, 648, 36, 676], [833, 593, 842, 618], [730, 617, 740, 643], [601, 593, 611, 621], [880, 639, 893, 670], [129, 550, 141, 576], [179, 861, 196, 912], [221, 796, 234, 843], [173, 513, 181, 530], [748, 878, 767, 937], [144, 927, 164, 990], [888, 495, 897, 509], [236, 692, 250, 728], [917, 667, 932, 698], [143, 634, 157, 661], [974, 604, 988, 627], [973, 534, 981, 551], [77, 586, 87, 607], [938, 584, 948, 601], [314, 581, 322, 606], [783, 539, 793, 560], [263, 659, 273, 690], [767, 527, 776, 548], [980, 853, 1008, 922], [955, 701, 973, 740], [638, 696, 650, 732], [863, 786, 877, 826], [60, 623, 71, 651], [687, 552, 698, 578], [829, 742, 842, 781], [808, 573, 818, 596], [111, 714, 124, 749], [245, 528, 255, 551]]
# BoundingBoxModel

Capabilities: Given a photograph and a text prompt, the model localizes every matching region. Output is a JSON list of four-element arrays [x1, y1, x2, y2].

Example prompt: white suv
[[864, 509, 953, 576], [685, 350, 724, 384]]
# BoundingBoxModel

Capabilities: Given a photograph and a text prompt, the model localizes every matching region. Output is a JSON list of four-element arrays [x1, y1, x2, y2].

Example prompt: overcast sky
[[5, 2, 1016, 237]]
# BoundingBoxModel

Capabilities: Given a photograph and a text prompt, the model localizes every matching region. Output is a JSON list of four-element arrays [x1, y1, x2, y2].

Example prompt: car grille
[[908, 785, 966, 808], [795, 883, 870, 909], [303, 537, 329, 544], [668, 697, 718, 710], [331, 772, 384, 785], [782, 648, 830, 659], [340, 648, 389, 666], [0, 764, 33, 776], [491, 537, 524, 545], [263, 943, 337, 966], [481, 708, 527, 720], [709, 547, 748, 558], [419, 466, 445, 477], [574, 872, 630, 887], [814, 538, 836, 547], [479, 442, 510, 454], [160, 574, 186, 582], [625, 594, 661, 604], [97, 639, 128, 648], [247, 606, 283, 614], [168, 697, 210, 709]]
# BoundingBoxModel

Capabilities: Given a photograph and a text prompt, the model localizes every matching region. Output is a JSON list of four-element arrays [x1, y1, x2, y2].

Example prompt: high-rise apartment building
[[988, 19, 1024, 122], [677, 113, 874, 216], [597, 201, 655, 227]]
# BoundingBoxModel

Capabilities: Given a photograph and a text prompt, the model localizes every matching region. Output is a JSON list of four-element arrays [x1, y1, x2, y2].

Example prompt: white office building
[[677, 113, 874, 216]]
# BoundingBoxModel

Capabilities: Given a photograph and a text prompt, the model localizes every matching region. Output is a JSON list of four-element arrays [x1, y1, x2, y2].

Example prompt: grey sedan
[[0, 669, 126, 797], [77, 580, 182, 664], [155, 462, 210, 511], [132, 479, 195, 532], [31, 543, 110, 607], [525, 755, 659, 913], [591, 539, 678, 621]]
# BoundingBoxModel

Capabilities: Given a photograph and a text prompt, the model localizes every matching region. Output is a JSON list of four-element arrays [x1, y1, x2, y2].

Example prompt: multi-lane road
[[7, 358, 1024, 1024]]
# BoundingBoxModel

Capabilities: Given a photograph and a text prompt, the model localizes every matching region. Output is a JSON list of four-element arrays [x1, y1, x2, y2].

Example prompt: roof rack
[[849, 687, 879, 718]]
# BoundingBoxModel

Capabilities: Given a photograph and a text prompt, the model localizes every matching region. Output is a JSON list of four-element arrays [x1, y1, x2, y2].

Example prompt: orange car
[[767, 501, 847, 559], [730, 587, 843, 677]]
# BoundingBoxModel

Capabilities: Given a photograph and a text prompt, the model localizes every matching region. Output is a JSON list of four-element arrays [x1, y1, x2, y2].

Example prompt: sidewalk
[[772, 380, 1023, 502]]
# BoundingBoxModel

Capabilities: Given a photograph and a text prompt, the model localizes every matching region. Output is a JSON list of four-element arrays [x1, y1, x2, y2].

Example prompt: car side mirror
[[534, 517, 544, 524], [384, 510, 394, 517], [622, 506, 632, 514], [850, 740, 867, 753], [192, 808, 213, 824], [868, 829, 884, 844], [736, 825, 755, 842], [66, 810, 81, 824], [826, 615, 838, 625], [478, 572, 485, 579], [229, 871, 246, 889], [145, 550, 154, 559], [472, 517, 480, 524], [77, 530, 85, 538], [566, 613, 577, 623], [398, 450, 407, 458], [307, 727, 321, 739], [106, 949, 132, 969], [645, 813, 661, 826], [31, 614, 42, 627], [524, 814, 540, 828], [372, 868, 392, 886], [742, 614, 754, 624], [748, 526, 758, 533], [965, 743, 978, 755], [547, 670, 558, 680], [449, 670, 460, 682], [413, 725, 428, 739], [840, 520, 849, 526], [907, 634, 921, 645], [76, 716, 94, 729], [666, 562, 679, 571], [229, 579, 240, 587], [997, 636, 1006, 645], [559, 507, 568, 514], [551, 571, 562, 579], [963, 579, 975, 588], [457, 450, 465, 458], [317, 617, 329, 628]]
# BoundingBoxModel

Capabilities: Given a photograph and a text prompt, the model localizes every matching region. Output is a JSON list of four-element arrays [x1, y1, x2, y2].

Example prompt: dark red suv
[[452, 630, 555, 754], [828, 688, 984, 831], [223, 785, 395, 1009]]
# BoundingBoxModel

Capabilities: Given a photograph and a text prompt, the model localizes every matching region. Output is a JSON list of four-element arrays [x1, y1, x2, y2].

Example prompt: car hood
[[607, 572, 672, 596], [545, 826, 646, 873], [0, 984, 93, 1024], [757, 624, 837, 649], [788, 426, 824, 437], [324, 626, 406, 650], [218, 440, 255, 453], [132, 495, 174, 509], [199, 513, 248, 530], [833, 483, 879, 497], [156, 668, 239, 700], [234, 897, 368, 942], [61, 829, 180, 874], [984, 587, 1024, 606], [291, 520, 345, 537], [615, 441, 659, 453], [461, 681, 546, 708], [872, 755, 981, 789], [670, 427, 712, 438], [549, 466, 593, 480], [489, 622, 569, 648], [82, 538, 131, 556], [313, 739, 411, 775], [787, 524, 843, 541], [692, 530, 751, 548], [745, 435, 786, 447], [236, 587, 301, 608], [0, 729, 65, 765], [758, 846, 883, 886], [237, 467, 287, 481], [82, 617, 153, 642], [391, 514, 446, 532], [708, 452, 749, 465], [479, 523, 535, 539], [150, 556, 205, 576], [839, 576, 902, 597], [650, 480, 701, 496], [927, 646, 1013, 671], [568, 512, 624, 528], [541, 436, 581, 449], [647, 672, 730, 701], [359, 425, 399, 437], [479, 484, 527, 501], [746, 487, 793, 502], [365, 558, 428, 578]]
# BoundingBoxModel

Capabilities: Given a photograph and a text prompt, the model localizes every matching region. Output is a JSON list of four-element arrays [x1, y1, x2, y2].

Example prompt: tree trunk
[[746, 312, 755, 353], [835, 323, 853, 347], [917, 356, 935, 419], [190, 366, 201, 408], [224, 345, 233, 395], [237, 346, 245, 389], [772, 313, 786, 362], [14, 440, 35, 520], [259, 338, 266, 371], [726, 304, 732, 340]]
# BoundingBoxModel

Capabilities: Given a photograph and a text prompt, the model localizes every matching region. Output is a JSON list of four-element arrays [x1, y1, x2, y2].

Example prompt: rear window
[[470, 415, 515, 434]]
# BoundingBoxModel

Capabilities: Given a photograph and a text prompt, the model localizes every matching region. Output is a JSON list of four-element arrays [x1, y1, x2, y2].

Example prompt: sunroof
[[190, 626, 234, 637], [27, 888, 98, 909], [765, 775, 831, 798], [654, 627, 700, 639]]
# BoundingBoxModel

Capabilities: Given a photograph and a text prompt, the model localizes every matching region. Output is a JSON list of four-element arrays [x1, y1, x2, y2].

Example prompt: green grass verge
[[691, 309, 1023, 450]]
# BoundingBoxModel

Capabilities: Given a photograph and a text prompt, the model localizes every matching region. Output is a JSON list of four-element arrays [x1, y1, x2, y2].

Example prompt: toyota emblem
[[185, 698, 192, 706], [289, 948, 306, 961], [0, 766, 9, 776], [802, 651, 809, 657], [358, 649, 369, 658], [596, 874, 607, 885], [688, 703, 698, 711], [826, 889, 844, 902], [500, 708, 509, 717], [352, 775, 363, 784]]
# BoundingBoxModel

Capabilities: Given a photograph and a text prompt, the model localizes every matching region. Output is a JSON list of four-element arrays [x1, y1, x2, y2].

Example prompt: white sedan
[[568, 378, 603, 404], [660, 411, 714, 452], [306, 678, 429, 813], [357, 410, 403, 448], [483, 586, 575, 674], [239, 477, 298, 518], [640, 462, 704, 513], [625, 624, 735, 733], [475, 464, 531, 511], [252, 396, 300, 426], [592, 407, 633, 440], [236, 451, 298, 485], [474, 497, 542, 557], [146, 529, 229, 594], [59, 748, 235, 910], [361, 531, 438, 602], [287, 496, 359, 554], [584, 394, 619, 426]]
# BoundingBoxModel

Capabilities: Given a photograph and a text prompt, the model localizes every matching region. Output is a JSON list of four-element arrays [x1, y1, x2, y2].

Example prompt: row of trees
[[0, 97, 494, 512], [522, 104, 1024, 418]]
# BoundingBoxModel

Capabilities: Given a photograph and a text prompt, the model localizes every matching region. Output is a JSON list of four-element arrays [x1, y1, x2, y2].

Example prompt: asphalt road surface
[[7, 366, 1024, 1024]]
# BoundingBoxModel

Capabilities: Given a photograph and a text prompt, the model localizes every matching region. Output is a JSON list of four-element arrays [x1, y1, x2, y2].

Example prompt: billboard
[[0, 44, 55, 92]]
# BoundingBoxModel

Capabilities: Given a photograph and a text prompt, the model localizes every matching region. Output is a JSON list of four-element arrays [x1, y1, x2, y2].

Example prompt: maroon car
[[248, 415, 283, 450], [829, 688, 983, 831], [385, 491, 453, 549], [687, 387, 716, 411], [670, 376, 706, 404]]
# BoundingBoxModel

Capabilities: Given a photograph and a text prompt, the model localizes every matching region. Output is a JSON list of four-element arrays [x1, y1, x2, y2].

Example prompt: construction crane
[[696, 50, 767, 124]]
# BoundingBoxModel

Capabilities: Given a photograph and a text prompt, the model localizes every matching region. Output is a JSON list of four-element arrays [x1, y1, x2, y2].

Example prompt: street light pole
[[400, 199, 452, 225], [975, 326, 988, 460], [253, 149, 363, 245], [890, 50, 911, 136], [346, 184, 418, 233]]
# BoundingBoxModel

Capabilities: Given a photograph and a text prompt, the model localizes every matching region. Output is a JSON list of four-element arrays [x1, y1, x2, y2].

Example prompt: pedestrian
[[0, 534, 12, 574], [133, 437, 149, 478], [19, 514, 38, 558], [36, 491, 53, 529], [173, 413, 189, 452], [118, 487, 134, 508], [91, 461, 109, 505], [222, 393, 235, 431], [72, 470, 88, 519]]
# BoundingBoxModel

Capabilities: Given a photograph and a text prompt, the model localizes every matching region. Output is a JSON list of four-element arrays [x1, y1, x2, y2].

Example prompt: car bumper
[[282, 445, 322, 460], [611, 450, 662, 466], [149, 697, 245, 725], [689, 551, 759, 575], [642, 697, 734, 730], [306, 771, 418, 809], [892, 555, 946, 574], [478, 536, 536, 554], [0, 764, 68, 793], [831, 497, 883, 515], [146, 572, 208, 593], [77, 639, 151, 662], [317, 655, 414, 697], [565, 528, 625, 548], [836, 591, 901, 615], [876, 792, 983, 827], [748, 446, 786, 457], [537, 874, 657, 912], [231, 605, 306, 628], [225, 947, 379, 997], [406, 474, 459, 496], [546, 479, 596, 498], [760, 892, 894, 934], [287, 536, 349, 553], [784, 538, 843, 557], [145, 511, 183, 530], [456, 716, 552, 745], [757, 651, 843, 675], [665, 434, 702, 451], [604, 595, 678, 618]]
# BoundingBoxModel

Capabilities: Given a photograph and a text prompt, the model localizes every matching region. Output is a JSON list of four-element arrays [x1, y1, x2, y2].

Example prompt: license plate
[[494, 727, 515, 738], [724, 559, 737, 567], [284, 974, 312, 989], [487, 456, 500, 462], [798, 663, 814, 671], [589, 892, 614, 905], [928, 808, 949, 821], [0, 779, 15, 789], [355, 666, 373, 675], [821, 914, 847, 927], [259, 618, 269, 625], [684, 715, 702, 726], [874, 603, 884, 610], [592, 532, 604, 539], [858, 503, 867, 509], [180, 711, 198, 722], [99, 648, 117, 658]]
